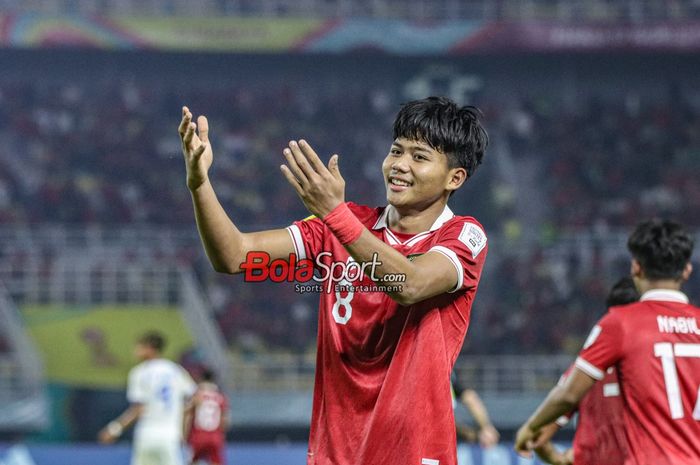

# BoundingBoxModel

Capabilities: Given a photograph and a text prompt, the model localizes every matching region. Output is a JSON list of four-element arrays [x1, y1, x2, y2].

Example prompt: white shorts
[[132, 430, 183, 465]]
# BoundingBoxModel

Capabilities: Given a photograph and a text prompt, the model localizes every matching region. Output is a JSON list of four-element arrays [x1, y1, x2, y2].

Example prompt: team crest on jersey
[[458, 223, 487, 258]]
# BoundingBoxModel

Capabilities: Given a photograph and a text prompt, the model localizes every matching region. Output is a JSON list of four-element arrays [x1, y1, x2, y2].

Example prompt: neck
[[637, 279, 683, 295], [387, 199, 449, 234]]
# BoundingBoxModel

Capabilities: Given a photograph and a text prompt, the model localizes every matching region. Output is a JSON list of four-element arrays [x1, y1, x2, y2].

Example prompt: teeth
[[391, 179, 410, 187]]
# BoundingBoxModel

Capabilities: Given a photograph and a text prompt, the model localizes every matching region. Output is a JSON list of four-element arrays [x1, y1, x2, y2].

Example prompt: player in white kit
[[99, 331, 196, 465]]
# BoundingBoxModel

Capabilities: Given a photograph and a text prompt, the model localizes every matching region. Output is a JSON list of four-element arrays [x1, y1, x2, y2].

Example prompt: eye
[[390, 148, 401, 156], [413, 153, 428, 161]]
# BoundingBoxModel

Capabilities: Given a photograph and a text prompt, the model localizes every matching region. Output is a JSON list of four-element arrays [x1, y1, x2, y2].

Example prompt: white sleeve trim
[[575, 357, 605, 380], [286, 225, 307, 261], [429, 245, 464, 293]]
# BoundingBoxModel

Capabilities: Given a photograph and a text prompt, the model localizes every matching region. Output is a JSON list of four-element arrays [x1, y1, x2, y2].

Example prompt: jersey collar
[[372, 204, 454, 232], [640, 289, 689, 304]]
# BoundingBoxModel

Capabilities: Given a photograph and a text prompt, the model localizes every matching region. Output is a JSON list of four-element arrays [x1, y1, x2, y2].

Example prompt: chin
[[386, 193, 409, 208]]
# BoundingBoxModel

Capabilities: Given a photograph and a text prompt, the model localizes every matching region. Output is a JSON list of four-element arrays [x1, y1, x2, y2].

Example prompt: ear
[[446, 167, 468, 194], [681, 262, 693, 282], [630, 259, 643, 278]]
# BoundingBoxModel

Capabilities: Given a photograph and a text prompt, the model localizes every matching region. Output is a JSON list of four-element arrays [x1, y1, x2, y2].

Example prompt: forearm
[[342, 229, 437, 305], [462, 391, 492, 429], [190, 180, 247, 273], [525, 387, 577, 431], [111, 404, 143, 433]]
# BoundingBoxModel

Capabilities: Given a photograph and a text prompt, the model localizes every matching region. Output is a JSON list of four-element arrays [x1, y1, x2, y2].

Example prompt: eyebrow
[[392, 141, 433, 152]]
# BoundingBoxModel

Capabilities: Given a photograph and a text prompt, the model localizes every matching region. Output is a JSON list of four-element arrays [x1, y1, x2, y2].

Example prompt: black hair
[[201, 368, 216, 383], [138, 330, 166, 352], [606, 276, 640, 307], [627, 219, 694, 281], [392, 96, 488, 178]]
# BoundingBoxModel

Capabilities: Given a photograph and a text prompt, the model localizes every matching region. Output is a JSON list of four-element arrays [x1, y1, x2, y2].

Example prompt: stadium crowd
[[1, 65, 700, 356]]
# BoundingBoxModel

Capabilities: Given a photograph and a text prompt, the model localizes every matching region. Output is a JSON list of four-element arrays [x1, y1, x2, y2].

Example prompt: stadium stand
[[2, 52, 700, 357], [3, 0, 700, 21]]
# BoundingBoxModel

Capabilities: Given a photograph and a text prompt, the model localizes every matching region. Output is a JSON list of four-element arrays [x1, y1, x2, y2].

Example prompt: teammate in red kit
[[515, 219, 700, 465], [533, 276, 639, 465], [179, 96, 489, 465], [185, 369, 229, 465]]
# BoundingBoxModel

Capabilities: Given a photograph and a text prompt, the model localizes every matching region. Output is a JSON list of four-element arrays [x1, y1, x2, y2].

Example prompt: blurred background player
[[98, 331, 196, 465], [515, 219, 700, 465], [185, 368, 229, 465], [532, 276, 639, 465], [451, 372, 499, 448]]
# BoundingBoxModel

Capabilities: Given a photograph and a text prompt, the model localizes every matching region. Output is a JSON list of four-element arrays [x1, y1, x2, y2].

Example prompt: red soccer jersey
[[287, 202, 487, 465], [576, 289, 700, 465], [188, 384, 228, 464], [559, 364, 629, 465]]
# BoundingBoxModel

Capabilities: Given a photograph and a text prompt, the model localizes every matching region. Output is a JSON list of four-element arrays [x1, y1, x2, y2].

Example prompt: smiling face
[[382, 137, 467, 211]]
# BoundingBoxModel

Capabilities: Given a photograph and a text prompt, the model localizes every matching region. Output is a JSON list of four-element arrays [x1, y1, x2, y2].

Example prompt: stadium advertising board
[[21, 306, 193, 388], [3, 15, 700, 53]]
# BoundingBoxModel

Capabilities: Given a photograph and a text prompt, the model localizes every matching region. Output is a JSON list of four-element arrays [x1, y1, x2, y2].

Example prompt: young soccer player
[[98, 331, 196, 465], [532, 276, 639, 465], [515, 219, 700, 465], [185, 369, 229, 465], [179, 96, 489, 465]]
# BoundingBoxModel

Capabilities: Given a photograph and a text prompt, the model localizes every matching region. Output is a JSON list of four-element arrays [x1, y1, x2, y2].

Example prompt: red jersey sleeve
[[576, 311, 625, 380], [428, 218, 488, 293], [287, 215, 327, 261]]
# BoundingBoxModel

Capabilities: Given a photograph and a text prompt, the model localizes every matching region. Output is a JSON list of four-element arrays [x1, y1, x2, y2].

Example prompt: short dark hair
[[606, 276, 639, 307], [138, 331, 166, 352], [201, 368, 216, 383], [627, 219, 694, 281], [392, 96, 488, 178]]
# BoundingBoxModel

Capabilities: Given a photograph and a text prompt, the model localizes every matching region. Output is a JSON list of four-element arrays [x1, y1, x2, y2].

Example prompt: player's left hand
[[280, 140, 345, 218], [513, 423, 539, 457]]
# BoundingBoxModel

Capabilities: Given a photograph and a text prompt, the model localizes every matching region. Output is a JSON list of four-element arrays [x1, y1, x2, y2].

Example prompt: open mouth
[[388, 176, 412, 191]]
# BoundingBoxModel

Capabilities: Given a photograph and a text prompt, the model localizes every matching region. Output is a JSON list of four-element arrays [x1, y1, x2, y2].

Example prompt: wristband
[[107, 421, 123, 437], [323, 203, 364, 245]]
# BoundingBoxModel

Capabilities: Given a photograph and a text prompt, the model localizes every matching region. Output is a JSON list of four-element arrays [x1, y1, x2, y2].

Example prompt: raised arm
[[179, 107, 294, 273]]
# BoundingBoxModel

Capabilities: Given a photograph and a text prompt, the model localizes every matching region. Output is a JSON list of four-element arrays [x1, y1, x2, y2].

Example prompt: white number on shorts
[[195, 399, 222, 431], [654, 342, 700, 420], [332, 278, 353, 325]]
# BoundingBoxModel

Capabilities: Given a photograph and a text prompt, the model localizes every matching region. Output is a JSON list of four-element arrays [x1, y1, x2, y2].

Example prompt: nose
[[391, 153, 410, 173]]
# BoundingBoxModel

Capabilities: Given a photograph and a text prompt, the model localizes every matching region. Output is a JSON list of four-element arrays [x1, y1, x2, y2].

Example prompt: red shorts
[[189, 436, 225, 465]]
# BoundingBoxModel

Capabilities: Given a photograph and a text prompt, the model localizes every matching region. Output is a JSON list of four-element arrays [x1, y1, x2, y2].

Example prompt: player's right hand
[[179, 106, 213, 191], [97, 427, 117, 444], [513, 422, 538, 457]]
